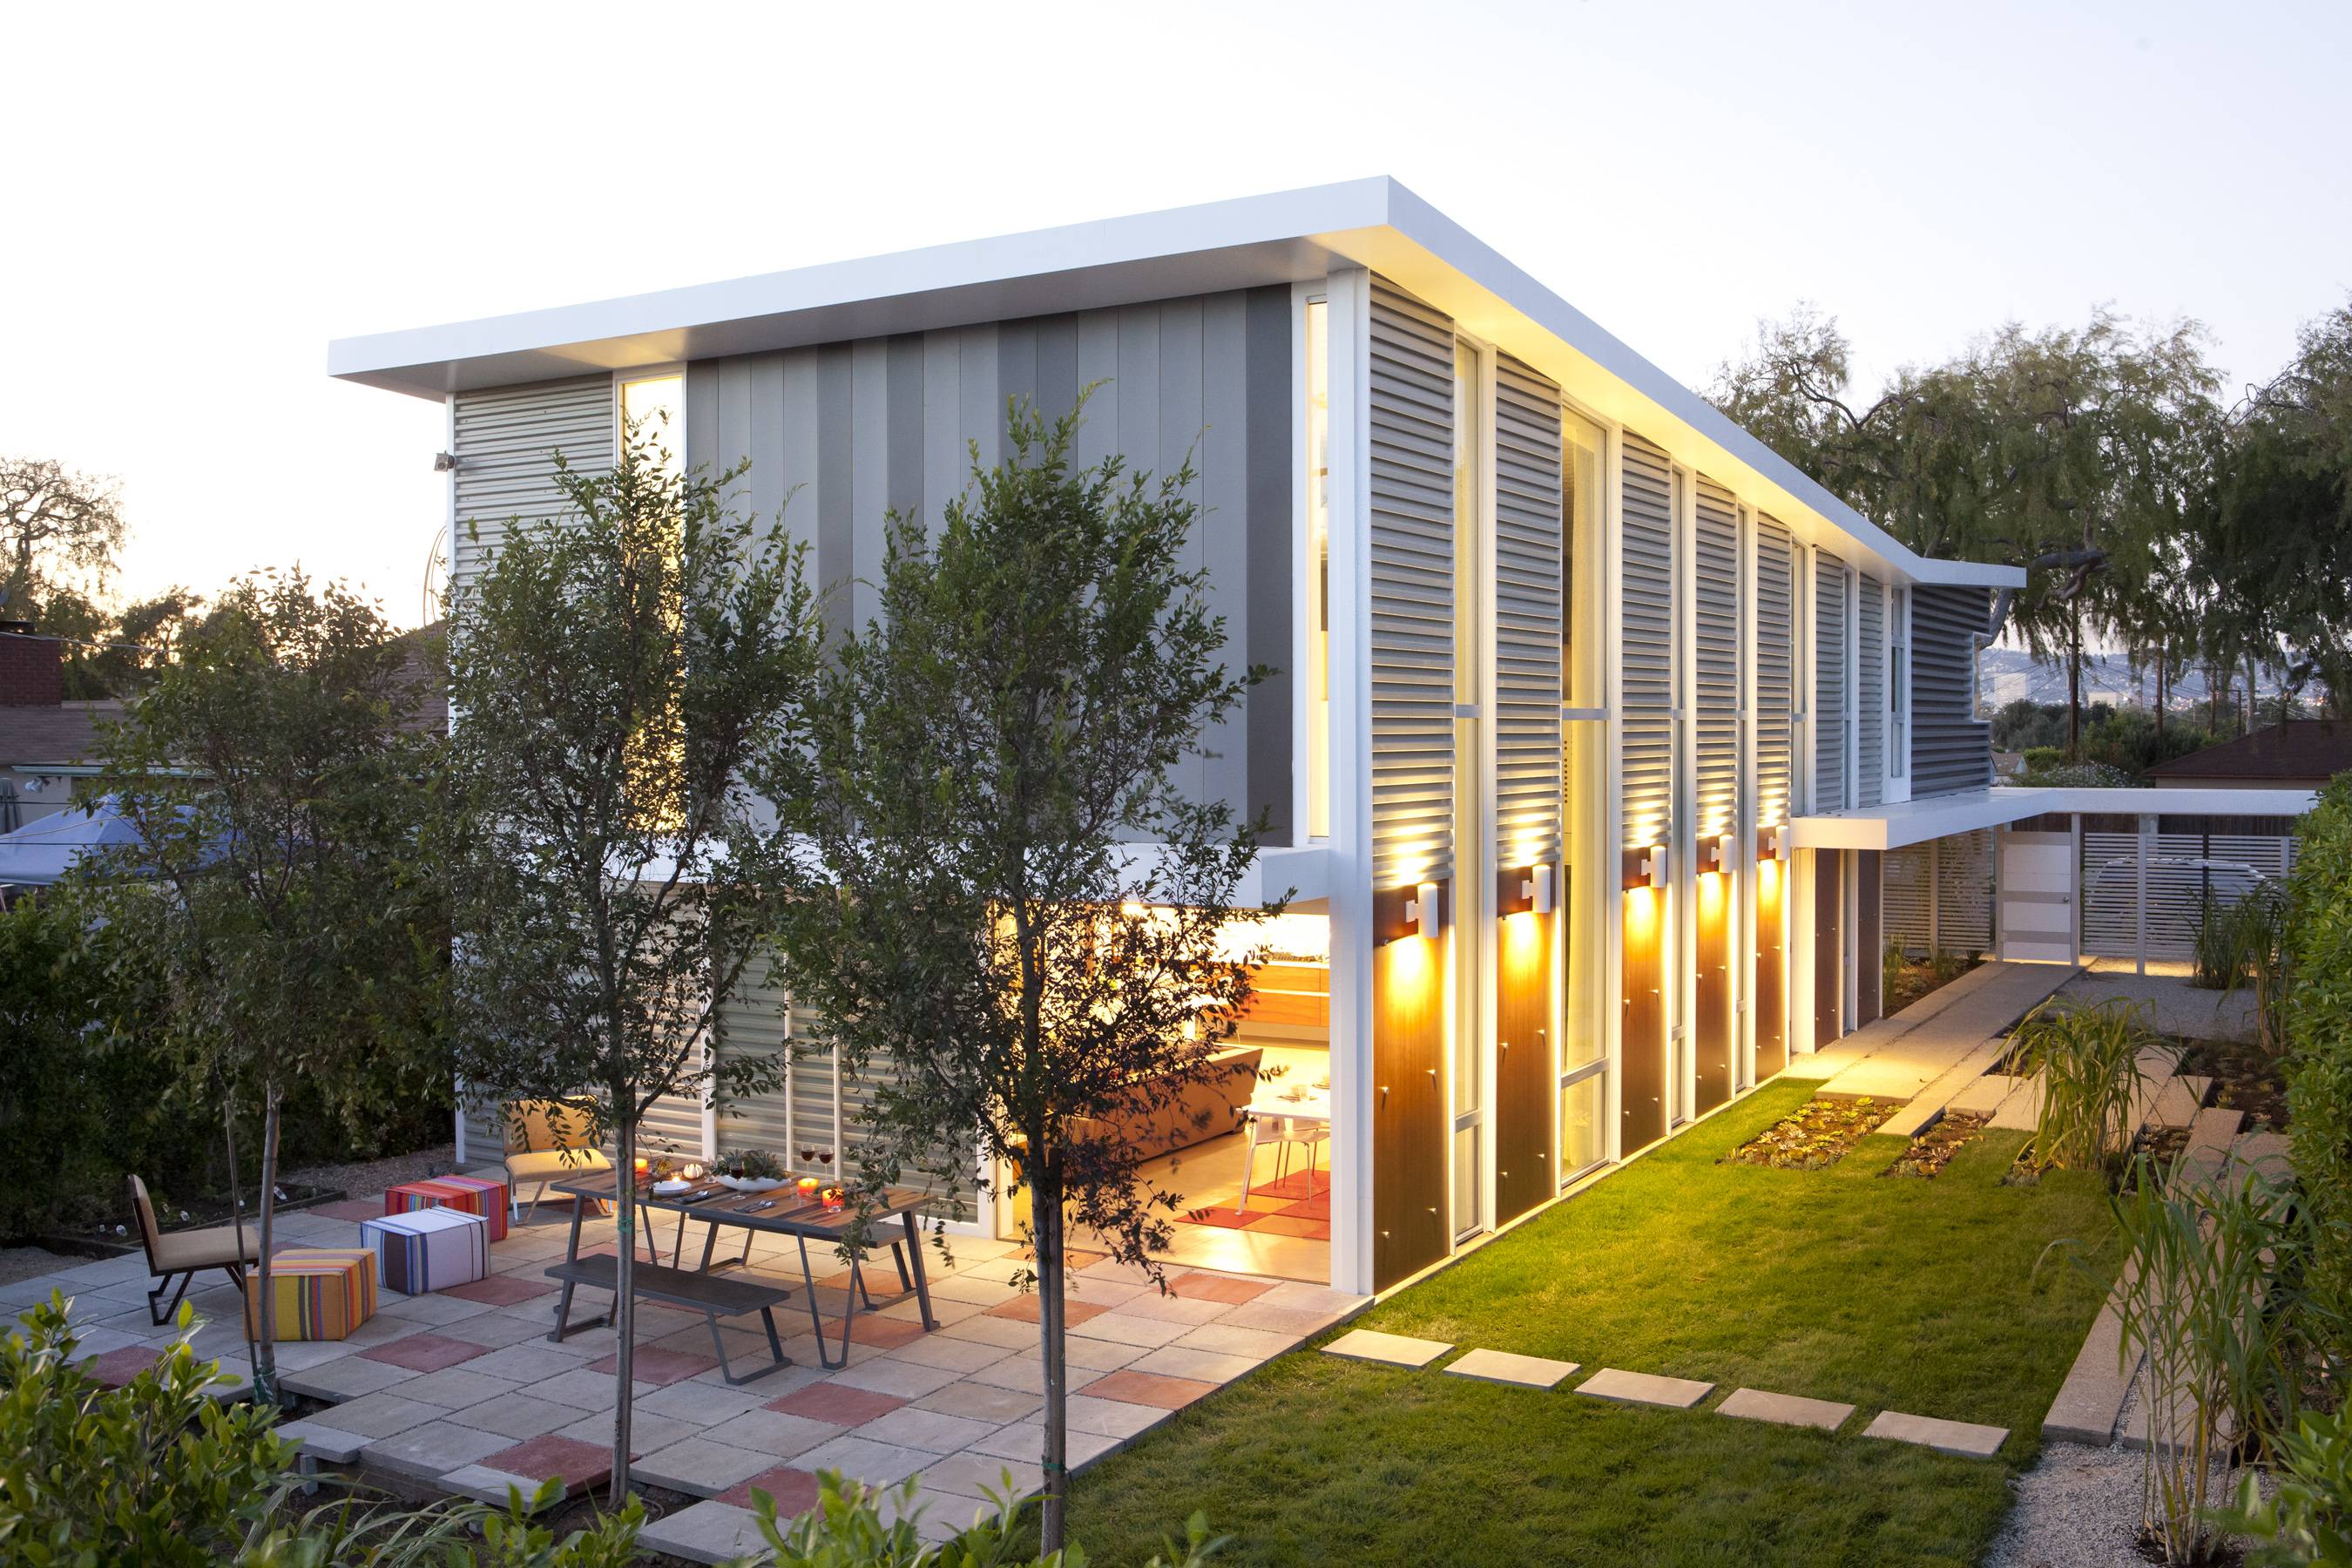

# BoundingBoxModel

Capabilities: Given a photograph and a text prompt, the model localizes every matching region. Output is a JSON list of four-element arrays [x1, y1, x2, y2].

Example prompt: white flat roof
[[328, 178, 2020, 593], [1792, 786, 2317, 851]]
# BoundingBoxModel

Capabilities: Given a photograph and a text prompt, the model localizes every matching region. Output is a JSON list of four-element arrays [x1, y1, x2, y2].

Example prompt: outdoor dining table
[[550, 1169, 940, 1369]]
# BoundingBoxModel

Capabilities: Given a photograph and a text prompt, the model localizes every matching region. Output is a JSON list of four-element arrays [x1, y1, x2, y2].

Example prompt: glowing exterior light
[[1525, 862, 1555, 916], [1405, 879, 1443, 940], [1706, 833, 1734, 874]]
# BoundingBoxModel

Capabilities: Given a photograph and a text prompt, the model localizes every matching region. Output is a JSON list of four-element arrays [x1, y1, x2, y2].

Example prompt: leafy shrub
[[740, 1469, 1224, 1566], [2220, 1405, 2352, 1565], [0, 1294, 293, 1564], [2287, 775, 2352, 1320]]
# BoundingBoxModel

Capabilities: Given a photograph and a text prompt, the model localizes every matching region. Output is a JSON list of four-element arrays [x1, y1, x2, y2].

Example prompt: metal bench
[[544, 1254, 793, 1385]]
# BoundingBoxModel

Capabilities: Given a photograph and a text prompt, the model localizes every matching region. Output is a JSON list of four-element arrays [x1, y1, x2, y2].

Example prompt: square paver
[[535, 1367, 650, 1410], [701, 1409, 843, 1460], [791, 1433, 930, 1489], [1574, 1368, 1715, 1409], [1166, 1272, 1274, 1306], [361, 1333, 492, 1374], [82, 1345, 165, 1388], [636, 1498, 767, 1565], [1129, 1345, 1260, 1383], [448, 1391, 582, 1441], [309, 1389, 449, 1438], [443, 1274, 556, 1307], [986, 1295, 1109, 1327], [393, 1365, 519, 1409], [718, 1464, 824, 1513], [1444, 1348, 1580, 1389], [361, 1422, 512, 1481], [919, 1448, 1044, 1501], [1719, 1388, 1855, 1432], [769, 1382, 905, 1425], [1065, 1313, 1191, 1350], [586, 1346, 715, 1388], [282, 1354, 419, 1402], [1862, 1409, 2008, 1457], [1061, 1393, 1177, 1440], [1078, 1369, 1217, 1410], [826, 1357, 966, 1401], [482, 1433, 623, 1491], [912, 1379, 1044, 1425], [1321, 1328, 1452, 1369], [634, 1436, 780, 1497], [853, 1404, 998, 1455], [274, 1419, 368, 1463], [886, 1334, 1018, 1375]]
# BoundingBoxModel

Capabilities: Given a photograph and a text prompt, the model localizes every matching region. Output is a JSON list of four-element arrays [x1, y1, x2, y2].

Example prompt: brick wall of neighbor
[[0, 625, 64, 707]]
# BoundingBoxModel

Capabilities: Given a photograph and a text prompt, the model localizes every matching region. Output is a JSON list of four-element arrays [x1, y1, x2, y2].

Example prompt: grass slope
[[1063, 1080, 2123, 1567]]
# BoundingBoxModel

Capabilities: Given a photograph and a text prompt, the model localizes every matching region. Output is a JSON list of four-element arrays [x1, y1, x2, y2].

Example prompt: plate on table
[[652, 1179, 693, 1196], [715, 1175, 786, 1193]]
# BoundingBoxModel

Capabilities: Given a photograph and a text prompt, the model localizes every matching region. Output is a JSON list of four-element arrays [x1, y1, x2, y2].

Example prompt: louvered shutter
[[1492, 354, 1563, 872], [1619, 431, 1675, 855], [1693, 478, 1740, 845], [1754, 515, 1796, 831], [1857, 575, 1884, 808], [1814, 551, 1848, 812]]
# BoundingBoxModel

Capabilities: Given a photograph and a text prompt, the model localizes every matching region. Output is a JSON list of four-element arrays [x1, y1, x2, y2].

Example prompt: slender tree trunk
[[222, 1090, 257, 1388], [2155, 646, 2166, 740], [1034, 1161, 1069, 1554], [2067, 605, 2083, 760], [2247, 650, 2261, 731], [253, 1083, 282, 1404], [612, 1112, 637, 1504]]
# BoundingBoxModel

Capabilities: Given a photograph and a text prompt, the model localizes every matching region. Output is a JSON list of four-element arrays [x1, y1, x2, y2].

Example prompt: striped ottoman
[[361, 1206, 490, 1294], [384, 1174, 510, 1242], [244, 1249, 376, 1342]]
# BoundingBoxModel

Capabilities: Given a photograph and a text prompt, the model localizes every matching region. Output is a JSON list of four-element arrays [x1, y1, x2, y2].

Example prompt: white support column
[[1735, 502, 1757, 1090], [1323, 268, 1378, 1299]]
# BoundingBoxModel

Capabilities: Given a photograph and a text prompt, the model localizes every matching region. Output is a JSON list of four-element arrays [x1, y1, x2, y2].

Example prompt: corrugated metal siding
[[1368, 279, 1456, 889], [1754, 515, 1796, 830], [450, 378, 615, 595], [1912, 585, 1993, 796], [1619, 431, 1676, 854], [1857, 575, 1884, 808], [684, 289, 1294, 833], [1492, 354, 1563, 870], [1693, 478, 1740, 845], [1814, 551, 1848, 812]]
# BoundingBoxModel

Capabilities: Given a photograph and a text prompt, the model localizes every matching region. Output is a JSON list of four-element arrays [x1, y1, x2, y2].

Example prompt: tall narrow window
[[620, 372, 685, 479], [1305, 300, 1331, 841], [1451, 339, 1485, 1241], [1559, 409, 1608, 1179], [617, 371, 686, 828], [1890, 587, 1909, 779]]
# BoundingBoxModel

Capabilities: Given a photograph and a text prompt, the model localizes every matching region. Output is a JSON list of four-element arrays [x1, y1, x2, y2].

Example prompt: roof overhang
[[329, 178, 2018, 593], [1792, 786, 2318, 852]]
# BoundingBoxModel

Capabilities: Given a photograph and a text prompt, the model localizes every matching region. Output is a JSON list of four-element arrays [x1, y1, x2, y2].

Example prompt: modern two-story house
[[332, 179, 2049, 1301]]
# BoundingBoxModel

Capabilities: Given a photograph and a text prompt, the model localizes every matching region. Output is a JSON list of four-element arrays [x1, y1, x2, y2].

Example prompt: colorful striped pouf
[[243, 1249, 376, 1342], [361, 1206, 490, 1294], [383, 1174, 510, 1242]]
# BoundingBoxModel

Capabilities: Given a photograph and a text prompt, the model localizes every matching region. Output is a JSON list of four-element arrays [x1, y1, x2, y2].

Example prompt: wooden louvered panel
[[1619, 431, 1675, 855], [1491, 354, 1563, 874], [1857, 575, 1884, 807], [1369, 280, 1456, 891], [1815, 551, 1848, 813], [1754, 515, 1796, 830]]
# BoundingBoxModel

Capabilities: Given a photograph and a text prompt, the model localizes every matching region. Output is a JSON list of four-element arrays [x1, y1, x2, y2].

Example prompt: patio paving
[[11, 1166, 1369, 1531], [1862, 1409, 2010, 1457], [1320, 1328, 1452, 1369], [1443, 1348, 1578, 1389], [1574, 1368, 1715, 1409]]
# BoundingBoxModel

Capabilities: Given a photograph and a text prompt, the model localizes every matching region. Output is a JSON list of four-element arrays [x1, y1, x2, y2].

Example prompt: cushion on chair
[[244, 1249, 376, 1342], [148, 1220, 265, 1274], [504, 1098, 599, 1154], [361, 1206, 490, 1294], [504, 1147, 612, 1183], [384, 1175, 510, 1242]]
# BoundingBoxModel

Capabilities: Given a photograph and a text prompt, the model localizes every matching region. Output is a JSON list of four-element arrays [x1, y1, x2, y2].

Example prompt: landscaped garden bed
[[1884, 948, 1982, 1015], [1885, 1112, 1988, 1179], [1721, 1095, 1893, 1169], [2178, 1034, 2288, 1132]]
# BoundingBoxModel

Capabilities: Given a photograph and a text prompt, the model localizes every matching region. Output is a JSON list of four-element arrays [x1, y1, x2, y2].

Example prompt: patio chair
[[502, 1098, 613, 1224], [126, 1173, 260, 1326], [1243, 1111, 1328, 1198]]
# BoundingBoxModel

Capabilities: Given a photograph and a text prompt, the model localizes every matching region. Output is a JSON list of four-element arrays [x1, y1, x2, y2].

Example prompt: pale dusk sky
[[6, 0, 2346, 628]]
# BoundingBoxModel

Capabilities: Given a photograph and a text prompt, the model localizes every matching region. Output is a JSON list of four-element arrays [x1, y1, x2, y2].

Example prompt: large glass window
[[1305, 300, 1331, 841], [1452, 340, 1485, 1241], [620, 372, 685, 479], [1561, 409, 1608, 1073]]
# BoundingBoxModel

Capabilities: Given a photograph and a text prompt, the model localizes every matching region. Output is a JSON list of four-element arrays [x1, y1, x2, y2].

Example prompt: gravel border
[[280, 1141, 465, 1198]]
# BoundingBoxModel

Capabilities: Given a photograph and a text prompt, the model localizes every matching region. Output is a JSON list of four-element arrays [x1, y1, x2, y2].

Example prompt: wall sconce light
[[1526, 863, 1556, 916], [1706, 833, 1734, 873], [1407, 880, 1443, 939], [1625, 845, 1666, 890], [1759, 824, 1789, 862]]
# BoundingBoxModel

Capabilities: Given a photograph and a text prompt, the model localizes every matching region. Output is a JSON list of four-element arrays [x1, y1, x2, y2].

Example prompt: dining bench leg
[[703, 1304, 791, 1385], [902, 1212, 938, 1331]]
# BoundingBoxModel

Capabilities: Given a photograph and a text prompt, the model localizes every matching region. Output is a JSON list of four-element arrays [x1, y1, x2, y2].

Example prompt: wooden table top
[[551, 1168, 931, 1238]]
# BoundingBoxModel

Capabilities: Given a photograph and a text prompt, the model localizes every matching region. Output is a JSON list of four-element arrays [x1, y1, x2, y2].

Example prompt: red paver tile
[[1080, 1369, 1220, 1409], [1275, 1198, 1330, 1220], [767, 1382, 906, 1424], [359, 1333, 492, 1373], [841, 1314, 930, 1350], [1166, 1272, 1274, 1306], [586, 1346, 715, 1387], [483, 1434, 629, 1491], [1253, 1170, 1330, 1200], [719, 1464, 824, 1513], [1179, 1206, 1260, 1230], [443, 1274, 555, 1306], [818, 1268, 914, 1299], [987, 1295, 1108, 1326], [310, 1198, 387, 1221], [83, 1345, 164, 1388]]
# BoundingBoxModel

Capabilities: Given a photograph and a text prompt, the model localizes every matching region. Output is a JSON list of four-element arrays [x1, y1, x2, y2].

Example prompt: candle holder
[[821, 1186, 845, 1211], [795, 1176, 821, 1201]]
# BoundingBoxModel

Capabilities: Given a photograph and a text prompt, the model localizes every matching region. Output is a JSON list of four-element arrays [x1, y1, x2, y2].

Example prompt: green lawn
[[1064, 1080, 2124, 1567]]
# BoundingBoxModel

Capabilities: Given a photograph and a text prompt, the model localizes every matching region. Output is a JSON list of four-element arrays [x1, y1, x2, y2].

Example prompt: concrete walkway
[[1786, 961, 2081, 1138]]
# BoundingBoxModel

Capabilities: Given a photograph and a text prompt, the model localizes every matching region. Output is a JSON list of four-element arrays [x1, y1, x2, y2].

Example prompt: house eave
[[1793, 785, 2317, 852]]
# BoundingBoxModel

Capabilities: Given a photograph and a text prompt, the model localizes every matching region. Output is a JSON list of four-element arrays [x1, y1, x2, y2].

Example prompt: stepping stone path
[[1862, 1410, 2008, 1457], [1574, 1368, 1714, 1409], [1321, 1328, 1452, 1369], [1718, 1388, 1854, 1432], [1443, 1348, 1579, 1389]]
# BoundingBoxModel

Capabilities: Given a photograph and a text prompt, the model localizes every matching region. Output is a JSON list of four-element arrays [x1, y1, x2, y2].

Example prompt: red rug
[[1178, 1169, 1331, 1240]]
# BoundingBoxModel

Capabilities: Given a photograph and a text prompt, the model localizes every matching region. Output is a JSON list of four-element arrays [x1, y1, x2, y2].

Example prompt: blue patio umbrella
[[0, 794, 154, 887]]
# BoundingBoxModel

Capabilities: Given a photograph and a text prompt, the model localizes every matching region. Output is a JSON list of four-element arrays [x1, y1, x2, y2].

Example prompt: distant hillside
[[1977, 645, 2279, 713]]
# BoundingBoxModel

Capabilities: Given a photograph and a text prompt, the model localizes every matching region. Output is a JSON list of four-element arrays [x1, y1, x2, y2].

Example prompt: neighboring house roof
[[328, 177, 2023, 598], [0, 700, 123, 769], [2143, 720, 2352, 785]]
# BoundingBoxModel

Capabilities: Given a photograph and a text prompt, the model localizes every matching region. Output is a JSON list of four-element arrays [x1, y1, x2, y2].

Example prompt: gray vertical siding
[[1619, 431, 1676, 855], [1368, 278, 1457, 891], [1814, 551, 1848, 813], [1492, 353, 1564, 872], [685, 288, 1294, 835], [1693, 477, 1740, 844], [1912, 585, 1993, 795], [1857, 574, 1884, 808]]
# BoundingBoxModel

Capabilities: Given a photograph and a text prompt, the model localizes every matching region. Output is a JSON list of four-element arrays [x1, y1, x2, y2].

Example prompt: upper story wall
[[1911, 585, 1993, 796], [679, 288, 1298, 837]]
